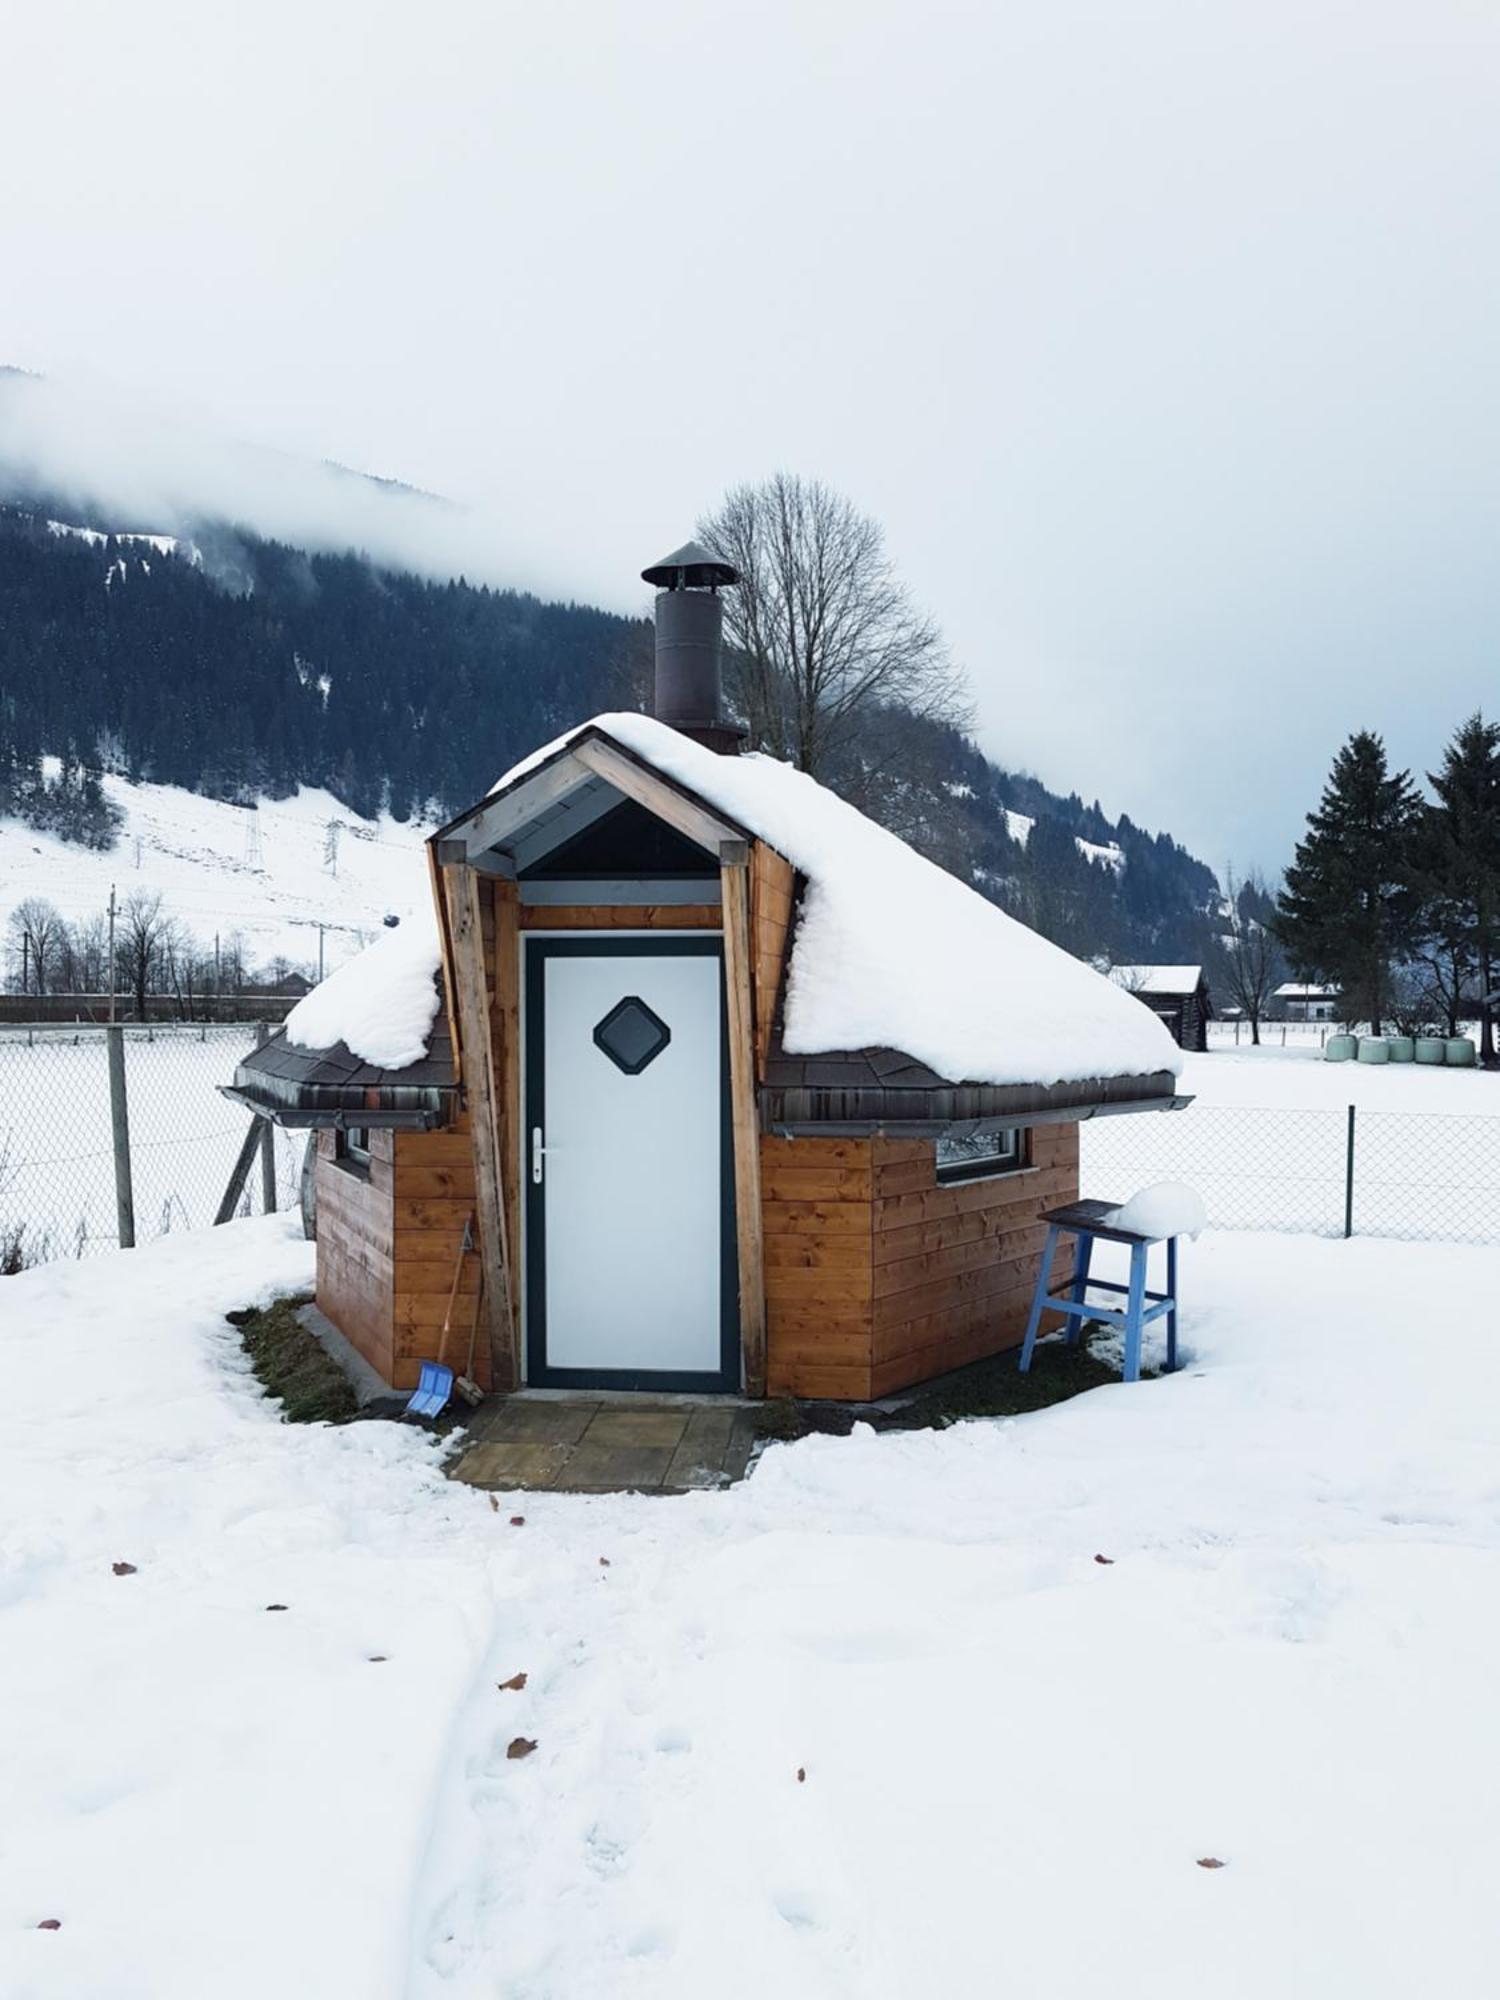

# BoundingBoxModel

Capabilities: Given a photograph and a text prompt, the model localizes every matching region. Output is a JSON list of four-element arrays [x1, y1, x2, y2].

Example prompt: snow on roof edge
[[287, 713, 1183, 1089]]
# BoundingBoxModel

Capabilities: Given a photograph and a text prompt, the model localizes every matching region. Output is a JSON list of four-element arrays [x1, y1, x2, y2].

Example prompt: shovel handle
[[436, 1212, 477, 1371]]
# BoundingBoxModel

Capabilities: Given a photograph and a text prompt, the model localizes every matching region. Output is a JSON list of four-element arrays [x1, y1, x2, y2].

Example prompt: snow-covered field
[[1081, 1043, 1500, 1241], [4, 1214, 1500, 1997], [0, 770, 430, 976], [0, 1025, 304, 1258]]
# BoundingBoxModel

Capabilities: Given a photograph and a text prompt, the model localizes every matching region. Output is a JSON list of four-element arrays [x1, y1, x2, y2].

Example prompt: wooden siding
[[750, 842, 796, 1076], [314, 1128, 395, 1384], [763, 1125, 1081, 1401], [519, 904, 721, 930], [390, 1121, 483, 1393]]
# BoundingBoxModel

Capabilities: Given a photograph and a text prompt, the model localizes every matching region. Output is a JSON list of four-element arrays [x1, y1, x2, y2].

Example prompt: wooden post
[[427, 839, 464, 1085], [215, 1117, 263, 1225], [106, 1023, 135, 1249], [720, 842, 766, 1397], [255, 1022, 277, 1213], [443, 863, 519, 1392], [493, 879, 523, 1355]]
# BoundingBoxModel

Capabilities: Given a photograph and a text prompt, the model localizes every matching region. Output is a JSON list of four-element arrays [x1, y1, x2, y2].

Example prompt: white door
[[526, 938, 731, 1387]]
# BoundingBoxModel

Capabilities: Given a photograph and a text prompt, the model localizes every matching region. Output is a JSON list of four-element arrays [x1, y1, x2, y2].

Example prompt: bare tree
[[1222, 867, 1283, 1045], [114, 891, 179, 1020], [698, 474, 970, 779], [5, 897, 65, 994]]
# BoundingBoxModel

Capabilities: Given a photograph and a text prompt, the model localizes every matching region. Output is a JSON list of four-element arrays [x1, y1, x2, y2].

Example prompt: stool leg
[[1123, 1241, 1147, 1384], [1018, 1225, 1060, 1373], [1065, 1232, 1093, 1348], [1166, 1235, 1179, 1373]]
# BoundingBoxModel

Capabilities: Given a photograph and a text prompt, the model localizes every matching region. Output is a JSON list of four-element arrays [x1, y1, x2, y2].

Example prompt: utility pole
[[317, 923, 325, 981], [20, 933, 28, 998], [107, 884, 118, 1025]]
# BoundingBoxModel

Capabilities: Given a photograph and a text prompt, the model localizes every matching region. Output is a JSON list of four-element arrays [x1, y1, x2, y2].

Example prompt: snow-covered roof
[[1109, 964, 1204, 997], [287, 713, 1182, 1089], [1275, 982, 1340, 999]]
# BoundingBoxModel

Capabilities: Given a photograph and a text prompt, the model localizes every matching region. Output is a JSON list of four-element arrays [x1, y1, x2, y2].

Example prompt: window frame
[[934, 1124, 1030, 1185], [335, 1125, 373, 1177]]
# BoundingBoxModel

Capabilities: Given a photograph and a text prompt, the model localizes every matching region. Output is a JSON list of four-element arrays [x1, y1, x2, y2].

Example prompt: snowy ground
[[0, 1025, 304, 1258], [0, 770, 430, 977], [1188, 1038, 1499, 1113], [1081, 1042, 1500, 1241], [4, 1214, 1500, 1997]]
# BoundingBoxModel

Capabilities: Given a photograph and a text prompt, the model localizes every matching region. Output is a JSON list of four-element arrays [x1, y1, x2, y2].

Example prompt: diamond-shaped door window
[[592, 994, 671, 1075]]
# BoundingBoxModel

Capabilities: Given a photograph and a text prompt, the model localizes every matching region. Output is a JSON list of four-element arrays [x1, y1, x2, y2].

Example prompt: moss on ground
[[752, 1337, 1124, 1446], [227, 1293, 360, 1425]]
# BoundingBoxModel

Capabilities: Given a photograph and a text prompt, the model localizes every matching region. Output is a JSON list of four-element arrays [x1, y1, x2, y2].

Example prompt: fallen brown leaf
[[37, 1919, 62, 1931], [1093, 1554, 1115, 1566], [265, 1603, 288, 1612], [796, 1768, 806, 1784], [499, 1672, 528, 1691], [509, 1515, 525, 1527], [112, 1561, 137, 1576], [1196, 1857, 1226, 1869], [488, 1495, 499, 1513], [507, 1736, 537, 1759], [368, 1655, 388, 1663], [598, 1556, 611, 1567]]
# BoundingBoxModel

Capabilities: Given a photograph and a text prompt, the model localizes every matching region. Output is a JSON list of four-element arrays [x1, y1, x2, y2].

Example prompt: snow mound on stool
[[1106, 1180, 1207, 1241]]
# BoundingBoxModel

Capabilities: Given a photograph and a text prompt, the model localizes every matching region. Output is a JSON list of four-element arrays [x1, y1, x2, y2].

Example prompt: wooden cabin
[[1108, 965, 1213, 1053], [228, 544, 1184, 1403]]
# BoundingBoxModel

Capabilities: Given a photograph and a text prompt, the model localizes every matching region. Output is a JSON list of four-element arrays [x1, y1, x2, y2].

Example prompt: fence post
[[255, 1022, 277, 1214], [106, 1024, 136, 1249], [1344, 1103, 1356, 1239]]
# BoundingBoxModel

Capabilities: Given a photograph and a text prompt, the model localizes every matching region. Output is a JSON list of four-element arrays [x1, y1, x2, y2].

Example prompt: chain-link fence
[[0, 1023, 307, 1268], [1081, 1103, 1500, 1244]]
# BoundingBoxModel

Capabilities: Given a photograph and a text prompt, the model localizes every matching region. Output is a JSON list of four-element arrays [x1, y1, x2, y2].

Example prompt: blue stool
[[1017, 1200, 1179, 1383]]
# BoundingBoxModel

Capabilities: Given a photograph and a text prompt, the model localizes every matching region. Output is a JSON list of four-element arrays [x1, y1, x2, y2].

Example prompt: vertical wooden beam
[[255, 1022, 277, 1213], [492, 879, 523, 1358], [442, 863, 519, 1391], [427, 840, 463, 1084], [720, 842, 766, 1397]]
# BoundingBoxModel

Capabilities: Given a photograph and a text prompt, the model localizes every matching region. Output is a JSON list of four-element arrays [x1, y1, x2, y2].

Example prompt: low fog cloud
[[0, 371, 591, 603]]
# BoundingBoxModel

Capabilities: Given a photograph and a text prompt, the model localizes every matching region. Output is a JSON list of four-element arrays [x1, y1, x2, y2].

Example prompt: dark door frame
[[523, 934, 740, 1392]]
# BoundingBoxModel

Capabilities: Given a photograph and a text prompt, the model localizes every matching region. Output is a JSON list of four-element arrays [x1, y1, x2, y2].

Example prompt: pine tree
[[1276, 732, 1424, 1033], [1420, 713, 1500, 1064]]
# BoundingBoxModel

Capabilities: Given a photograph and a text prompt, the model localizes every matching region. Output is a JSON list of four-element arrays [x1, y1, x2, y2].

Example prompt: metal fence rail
[[0, 1023, 305, 1267], [1080, 1103, 1500, 1245]]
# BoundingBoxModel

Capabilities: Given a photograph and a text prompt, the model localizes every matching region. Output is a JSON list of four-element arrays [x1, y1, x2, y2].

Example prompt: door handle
[[531, 1127, 547, 1185]]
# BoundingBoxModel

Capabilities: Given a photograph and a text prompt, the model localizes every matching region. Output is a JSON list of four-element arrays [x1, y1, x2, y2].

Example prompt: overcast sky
[[3, 0, 1497, 874]]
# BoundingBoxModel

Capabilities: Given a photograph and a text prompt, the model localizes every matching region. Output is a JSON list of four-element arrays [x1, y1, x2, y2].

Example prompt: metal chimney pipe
[[640, 541, 745, 754]]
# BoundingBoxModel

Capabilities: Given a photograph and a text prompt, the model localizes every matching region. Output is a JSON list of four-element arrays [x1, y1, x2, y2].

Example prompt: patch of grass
[[227, 1293, 359, 1425], [751, 1336, 1123, 1446]]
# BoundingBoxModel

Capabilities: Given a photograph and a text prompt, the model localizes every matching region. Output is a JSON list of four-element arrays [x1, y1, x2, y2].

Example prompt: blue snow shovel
[[406, 1215, 474, 1419]]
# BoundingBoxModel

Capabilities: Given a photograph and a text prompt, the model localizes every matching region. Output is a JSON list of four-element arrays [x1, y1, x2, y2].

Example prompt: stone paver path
[[448, 1397, 758, 1494]]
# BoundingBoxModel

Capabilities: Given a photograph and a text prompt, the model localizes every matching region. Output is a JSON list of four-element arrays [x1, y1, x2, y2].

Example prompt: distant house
[[1274, 982, 1341, 1023], [1109, 964, 1213, 1053], [260, 970, 314, 999]]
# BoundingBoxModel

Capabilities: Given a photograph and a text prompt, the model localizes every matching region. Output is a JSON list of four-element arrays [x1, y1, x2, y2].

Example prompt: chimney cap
[[641, 540, 739, 591]]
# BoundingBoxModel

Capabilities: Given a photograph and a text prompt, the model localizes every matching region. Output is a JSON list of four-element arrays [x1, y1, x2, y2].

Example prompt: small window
[[935, 1126, 1027, 1183], [336, 1126, 372, 1174]]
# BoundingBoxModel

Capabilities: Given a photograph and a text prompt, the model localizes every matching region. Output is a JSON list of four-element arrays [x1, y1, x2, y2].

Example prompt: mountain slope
[[0, 499, 1224, 979]]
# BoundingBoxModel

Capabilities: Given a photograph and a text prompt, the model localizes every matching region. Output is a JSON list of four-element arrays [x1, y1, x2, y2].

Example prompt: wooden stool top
[[1040, 1198, 1164, 1247]]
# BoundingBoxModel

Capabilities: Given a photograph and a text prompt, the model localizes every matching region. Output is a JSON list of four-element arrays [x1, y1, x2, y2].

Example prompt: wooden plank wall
[[391, 1120, 482, 1393], [314, 1130, 396, 1384], [762, 1134, 877, 1400], [870, 1123, 1078, 1397], [750, 844, 796, 1075], [762, 1124, 1081, 1402]]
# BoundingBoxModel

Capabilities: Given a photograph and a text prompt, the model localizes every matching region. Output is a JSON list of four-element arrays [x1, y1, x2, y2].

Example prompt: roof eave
[[759, 1071, 1189, 1135]]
